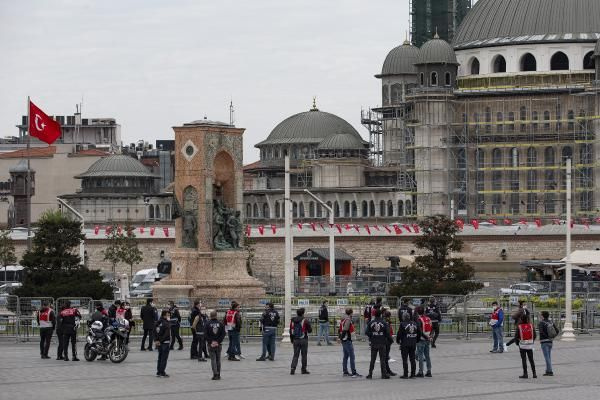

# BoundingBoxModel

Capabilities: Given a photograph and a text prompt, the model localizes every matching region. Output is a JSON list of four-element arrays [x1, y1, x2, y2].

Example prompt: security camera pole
[[304, 189, 336, 295]]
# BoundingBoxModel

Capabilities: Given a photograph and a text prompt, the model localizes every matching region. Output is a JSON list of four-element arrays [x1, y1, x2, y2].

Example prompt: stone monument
[[153, 118, 265, 300]]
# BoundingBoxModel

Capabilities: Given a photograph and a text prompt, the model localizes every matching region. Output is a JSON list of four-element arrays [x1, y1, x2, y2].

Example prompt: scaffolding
[[410, 0, 472, 47]]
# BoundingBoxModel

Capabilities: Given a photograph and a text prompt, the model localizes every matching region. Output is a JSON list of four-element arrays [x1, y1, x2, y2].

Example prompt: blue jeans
[[416, 341, 431, 373], [261, 327, 276, 358], [156, 342, 170, 375], [318, 322, 331, 344], [226, 330, 241, 357], [492, 324, 503, 351], [342, 340, 356, 374], [541, 342, 553, 373]]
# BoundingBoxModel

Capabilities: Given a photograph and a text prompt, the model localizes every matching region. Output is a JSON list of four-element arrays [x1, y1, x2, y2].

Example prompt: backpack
[[545, 321, 558, 339], [518, 323, 534, 349], [292, 318, 305, 339]]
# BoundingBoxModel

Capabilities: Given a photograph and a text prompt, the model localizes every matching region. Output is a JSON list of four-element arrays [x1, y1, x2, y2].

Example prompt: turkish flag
[[29, 100, 61, 144], [94, 225, 100, 235], [364, 225, 371, 235], [258, 225, 264, 235], [471, 219, 479, 230], [412, 224, 420, 234], [455, 219, 464, 230], [535, 219, 542, 228], [393, 224, 402, 235], [503, 218, 513, 225], [271, 224, 277, 234], [163, 227, 169, 237], [139, 227, 144, 234]]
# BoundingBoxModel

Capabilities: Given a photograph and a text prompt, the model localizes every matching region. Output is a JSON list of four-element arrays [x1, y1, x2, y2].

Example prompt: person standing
[[398, 298, 413, 322], [168, 301, 183, 350], [538, 311, 559, 376], [224, 302, 242, 361], [507, 313, 537, 379], [91, 302, 110, 361], [317, 300, 332, 346], [365, 308, 391, 379], [397, 311, 422, 379], [363, 298, 375, 334], [123, 302, 134, 345], [154, 309, 172, 378], [141, 298, 157, 351], [489, 301, 504, 353], [205, 310, 226, 380], [189, 300, 201, 359], [192, 308, 208, 362], [59, 300, 81, 361], [108, 300, 121, 324], [55, 303, 66, 360], [425, 297, 441, 348], [290, 307, 312, 375], [383, 310, 396, 376], [257, 302, 280, 361], [415, 306, 432, 377], [37, 301, 55, 359], [339, 308, 361, 377]]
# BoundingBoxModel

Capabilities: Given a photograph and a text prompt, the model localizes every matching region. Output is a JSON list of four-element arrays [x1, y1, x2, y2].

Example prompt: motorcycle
[[84, 320, 129, 363]]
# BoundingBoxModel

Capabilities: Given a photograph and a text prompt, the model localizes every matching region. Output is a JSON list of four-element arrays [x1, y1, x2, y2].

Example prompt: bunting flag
[[163, 227, 169, 237], [455, 219, 464, 230], [570, 219, 574, 229], [535, 218, 542, 228], [412, 224, 420, 233], [595, 217, 600, 224], [402, 224, 412, 233], [519, 218, 527, 225], [373, 225, 380, 231], [552, 219, 561, 225], [383, 225, 392, 233], [271, 224, 277, 234], [364, 225, 371, 235], [581, 218, 590, 229], [335, 224, 342, 233], [150, 227, 155, 236], [139, 227, 144, 234], [344, 224, 351, 231], [105, 226, 112, 235], [488, 219, 497, 225], [471, 219, 479, 230], [319, 223, 325, 231], [117, 226, 122, 234], [310, 222, 316, 231], [258, 225, 264, 235], [297, 223, 303, 230], [354, 224, 360, 233], [245, 225, 251, 237], [93, 225, 100, 235], [393, 224, 402, 235], [503, 218, 512, 225]]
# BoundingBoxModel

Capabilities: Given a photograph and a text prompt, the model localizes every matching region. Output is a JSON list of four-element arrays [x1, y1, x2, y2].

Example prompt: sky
[[0, 0, 410, 163]]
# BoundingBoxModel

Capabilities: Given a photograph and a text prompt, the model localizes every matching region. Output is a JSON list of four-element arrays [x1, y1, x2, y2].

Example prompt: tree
[[389, 215, 483, 297], [120, 226, 143, 279], [14, 210, 112, 299], [0, 230, 17, 282], [103, 225, 122, 276], [243, 236, 256, 277]]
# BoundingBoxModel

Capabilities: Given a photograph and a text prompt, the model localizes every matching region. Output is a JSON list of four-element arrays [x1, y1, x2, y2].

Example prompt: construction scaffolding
[[410, 0, 472, 47]]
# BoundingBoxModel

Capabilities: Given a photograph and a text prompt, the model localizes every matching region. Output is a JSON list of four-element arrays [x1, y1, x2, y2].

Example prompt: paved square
[[0, 336, 599, 400]]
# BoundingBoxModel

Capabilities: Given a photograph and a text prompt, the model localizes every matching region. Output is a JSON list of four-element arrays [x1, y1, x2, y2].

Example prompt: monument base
[[152, 249, 265, 301]]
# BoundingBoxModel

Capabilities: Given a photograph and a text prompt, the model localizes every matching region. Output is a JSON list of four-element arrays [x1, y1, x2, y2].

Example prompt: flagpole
[[26, 96, 32, 251]]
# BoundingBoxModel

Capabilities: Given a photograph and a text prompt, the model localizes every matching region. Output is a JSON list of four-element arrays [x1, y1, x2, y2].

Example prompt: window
[[544, 147, 555, 166], [391, 83, 402, 104], [382, 85, 389, 105], [532, 111, 539, 130], [526, 147, 537, 166], [275, 201, 280, 218], [420, 73, 424, 85], [263, 203, 270, 219], [550, 52, 569, 70], [519, 106, 527, 132], [165, 205, 171, 220], [405, 200, 412, 215], [351, 201, 358, 217], [344, 201, 350, 217], [397, 201, 404, 216], [583, 51, 595, 70], [379, 200, 386, 217], [527, 170, 537, 190], [387, 200, 393, 216], [477, 194, 485, 214], [334, 201, 340, 218], [543, 111, 550, 130], [527, 193, 537, 214], [431, 72, 438, 86], [580, 143, 593, 164], [520, 53, 537, 71], [155, 205, 161, 219], [567, 110, 575, 130], [492, 148, 502, 167], [369, 200, 375, 217], [496, 112, 504, 133], [544, 193, 555, 214], [299, 202, 305, 218], [253, 204, 259, 218], [485, 107, 492, 133], [508, 112, 515, 131], [445, 72, 451, 86], [492, 194, 502, 214], [292, 202, 298, 218], [149, 205, 155, 219], [361, 200, 368, 217], [492, 55, 506, 73], [316, 203, 323, 218], [561, 146, 572, 165], [308, 201, 314, 217], [510, 148, 519, 167], [470, 58, 480, 75]]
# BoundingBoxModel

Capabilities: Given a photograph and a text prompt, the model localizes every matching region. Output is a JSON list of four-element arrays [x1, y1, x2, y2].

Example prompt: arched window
[[550, 52, 569, 70], [543, 111, 551, 130], [391, 83, 402, 104], [253, 203, 259, 218], [344, 201, 350, 217], [510, 148, 519, 167], [382, 85, 389, 105], [519, 106, 527, 132], [369, 200, 375, 217], [334, 201, 340, 218], [492, 148, 502, 167], [561, 146, 573, 165], [299, 202, 305, 218], [420, 72, 424, 85], [492, 55, 506, 73], [544, 147, 555, 166], [526, 147, 537, 166], [308, 201, 314, 218], [165, 204, 171, 220], [508, 111, 515, 131], [470, 57, 480, 75], [520, 53, 537, 71], [361, 200, 368, 217], [316, 203, 323, 218], [155, 205, 161, 220], [263, 203, 270, 219], [583, 51, 596, 70], [379, 200, 386, 217], [405, 200, 412, 215], [351, 201, 358, 217], [431, 72, 438, 86], [292, 201, 298, 218], [397, 201, 404, 216], [274, 201, 280, 218], [532, 111, 539, 130], [445, 72, 451, 86], [496, 112, 504, 132], [485, 107, 492, 133], [149, 204, 155, 219], [387, 200, 393, 216]]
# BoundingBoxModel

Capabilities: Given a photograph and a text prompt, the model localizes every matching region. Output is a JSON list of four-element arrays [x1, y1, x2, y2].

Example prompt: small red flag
[[393, 224, 402, 235], [412, 224, 420, 233], [344, 224, 351, 231], [373, 225, 380, 231], [364, 225, 371, 235], [245, 225, 251, 236], [519, 218, 527, 225], [29, 100, 62, 144], [297, 223, 303, 230], [258, 225, 264, 235], [310, 222, 316, 231], [488, 219, 497, 225], [354, 224, 360, 233], [402, 224, 412, 233], [150, 227, 155, 236], [503, 218, 512, 225], [94, 225, 99, 235], [455, 219, 464, 230], [163, 227, 169, 237], [471, 219, 479, 229], [271, 224, 277, 234], [117, 226, 122, 235], [139, 227, 144, 234], [383, 225, 392, 233], [535, 218, 542, 228], [335, 224, 342, 233], [570, 219, 574, 229], [319, 223, 325, 231]]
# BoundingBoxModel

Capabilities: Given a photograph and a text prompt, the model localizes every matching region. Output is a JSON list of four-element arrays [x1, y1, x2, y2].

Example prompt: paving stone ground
[[0, 335, 599, 400]]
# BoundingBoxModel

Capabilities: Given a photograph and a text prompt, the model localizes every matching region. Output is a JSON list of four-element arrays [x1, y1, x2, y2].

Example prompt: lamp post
[[561, 158, 576, 341], [282, 153, 293, 342], [57, 198, 85, 266], [304, 189, 335, 295]]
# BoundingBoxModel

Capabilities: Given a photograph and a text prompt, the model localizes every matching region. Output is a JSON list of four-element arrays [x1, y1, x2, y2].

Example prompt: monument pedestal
[[153, 248, 265, 300]]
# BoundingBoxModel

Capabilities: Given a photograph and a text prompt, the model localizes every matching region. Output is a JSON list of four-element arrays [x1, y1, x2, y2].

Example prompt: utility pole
[[282, 153, 292, 342], [562, 158, 575, 341]]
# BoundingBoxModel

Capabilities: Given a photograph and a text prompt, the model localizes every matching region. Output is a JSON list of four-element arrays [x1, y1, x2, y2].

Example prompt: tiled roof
[[0, 146, 56, 159]]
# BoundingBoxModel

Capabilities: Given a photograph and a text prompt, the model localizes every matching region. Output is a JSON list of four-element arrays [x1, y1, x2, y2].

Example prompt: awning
[[560, 250, 600, 266], [294, 248, 354, 262]]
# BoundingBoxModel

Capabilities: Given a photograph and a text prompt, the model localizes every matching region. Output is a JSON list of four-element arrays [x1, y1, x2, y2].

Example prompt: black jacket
[[141, 304, 157, 330], [261, 308, 280, 328], [91, 309, 109, 328], [189, 307, 200, 329], [538, 319, 559, 343], [397, 320, 427, 346], [425, 303, 442, 323], [155, 317, 171, 344], [169, 306, 181, 327], [108, 304, 118, 321], [318, 305, 329, 323], [205, 318, 226, 344], [398, 305, 413, 322], [59, 307, 81, 331], [366, 317, 392, 346]]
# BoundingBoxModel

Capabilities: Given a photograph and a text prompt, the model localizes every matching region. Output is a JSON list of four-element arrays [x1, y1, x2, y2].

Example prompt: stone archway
[[213, 150, 235, 207]]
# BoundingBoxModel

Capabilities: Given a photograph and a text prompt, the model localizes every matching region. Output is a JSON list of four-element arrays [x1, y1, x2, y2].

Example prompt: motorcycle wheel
[[84, 344, 97, 362], [108, 338, 128, 363]]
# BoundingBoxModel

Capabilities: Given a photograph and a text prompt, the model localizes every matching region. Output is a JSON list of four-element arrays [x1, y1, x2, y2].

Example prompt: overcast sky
[[0, 0, 410, 162]]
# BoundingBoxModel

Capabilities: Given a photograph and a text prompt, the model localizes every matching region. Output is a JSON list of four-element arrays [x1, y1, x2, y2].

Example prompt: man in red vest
[[37, 301, 55, 359], [415, 306, 433, 377]]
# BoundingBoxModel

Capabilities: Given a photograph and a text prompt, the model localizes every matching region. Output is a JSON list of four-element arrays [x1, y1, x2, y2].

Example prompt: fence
[[1, 293, 598, 342]]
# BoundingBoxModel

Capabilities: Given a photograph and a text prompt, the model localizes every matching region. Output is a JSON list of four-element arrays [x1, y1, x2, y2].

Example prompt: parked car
[[499, 283, 543, 296], [130, 281, 153, 298]]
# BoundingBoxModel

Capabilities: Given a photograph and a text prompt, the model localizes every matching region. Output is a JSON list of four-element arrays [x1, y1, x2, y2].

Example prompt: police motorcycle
[[84, 319, 129, 363]]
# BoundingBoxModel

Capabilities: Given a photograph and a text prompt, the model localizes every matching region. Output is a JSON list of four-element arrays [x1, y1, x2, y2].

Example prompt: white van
[[131, 268, 156, 289]]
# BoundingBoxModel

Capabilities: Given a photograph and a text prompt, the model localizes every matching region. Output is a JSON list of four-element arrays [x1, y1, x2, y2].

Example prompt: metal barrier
[[16, 297, 55, 342], [56, 297, 94, 336], [0, 295, 19, 339]]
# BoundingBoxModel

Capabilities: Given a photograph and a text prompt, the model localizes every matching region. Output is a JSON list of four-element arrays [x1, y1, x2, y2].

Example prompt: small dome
[[75, 155, 159, 179], [595, 39, 600, 56], [256, 107, 363, 147], [317, 133, 367, 150], [415, 36, 458, 65], [9, 159, 33, 173], [378, 41, 421, 77], [183, 118, 231, 127]]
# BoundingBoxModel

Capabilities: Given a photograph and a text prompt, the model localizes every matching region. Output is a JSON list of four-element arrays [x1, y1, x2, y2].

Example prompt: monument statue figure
[[226, 210, 242, 249], [212, 199, 242, 250], [182, 186, 198, 248]]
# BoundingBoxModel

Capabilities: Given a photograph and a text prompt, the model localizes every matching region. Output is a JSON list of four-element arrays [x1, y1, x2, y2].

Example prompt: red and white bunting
[[310, 222, 316, 231], [150, 227, 155, 236], [94, 225, 100, 235], [412, 224, 420, 234], [393, 224, 402, 235], [139, 227, 144, 234], [471, 219, 479, 230], [335, 224, 342, 233], [271, 224, 277, 234], [402, 224, 412, 233], [503, 218, 512, 225], [535, 218, 542, 228], [245, 225, 251, 237], [354, 224, 360, 233], [364, 225, 371, 235], [163, 227, 169, 237], [258, 225, 264, 235], [455, 219, 464, 230], [383, 225, 392, 233]]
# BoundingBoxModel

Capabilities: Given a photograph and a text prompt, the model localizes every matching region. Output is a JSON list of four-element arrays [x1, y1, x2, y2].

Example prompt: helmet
[[91, 321, 103, 331], [120, 319, 130, 328]]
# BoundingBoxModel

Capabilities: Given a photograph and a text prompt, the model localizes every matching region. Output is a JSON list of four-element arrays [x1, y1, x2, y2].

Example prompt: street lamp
[[282, 153, 293, 343], [303, 189, 335, 295], [561, 158, 575, 341], [57, 198, 85, 266]]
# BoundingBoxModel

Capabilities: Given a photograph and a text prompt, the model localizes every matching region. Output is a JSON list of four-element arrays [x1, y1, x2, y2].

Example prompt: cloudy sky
[[0, 0, 410, 162]]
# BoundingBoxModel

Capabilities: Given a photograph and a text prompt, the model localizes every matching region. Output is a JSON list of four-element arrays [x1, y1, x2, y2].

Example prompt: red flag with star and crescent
[[29, 100, 61, 144]]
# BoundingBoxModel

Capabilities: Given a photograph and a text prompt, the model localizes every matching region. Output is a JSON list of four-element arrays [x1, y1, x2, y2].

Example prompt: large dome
[[415, 36, 458, 65], [454, 0, 600, 49], [256, 107, 362, 147], [75, 155, 159, 178], [378, 41, 421, 77]]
